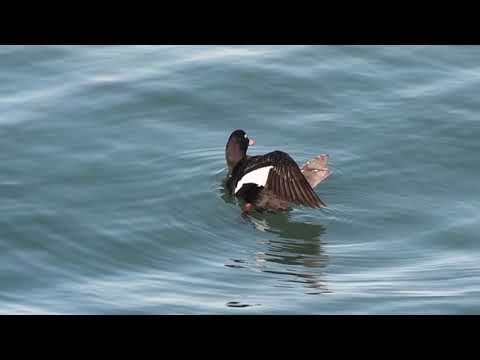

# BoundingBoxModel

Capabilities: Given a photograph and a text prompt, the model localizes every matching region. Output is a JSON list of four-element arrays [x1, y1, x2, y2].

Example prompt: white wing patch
[[235, 166, 273, 194]]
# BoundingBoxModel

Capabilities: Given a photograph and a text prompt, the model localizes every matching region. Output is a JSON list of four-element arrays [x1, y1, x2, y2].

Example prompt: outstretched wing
[[230, 151, 327, 208], [301, 154, 331, 188], [264, 151, 326, 208], [235, 151, 325, 208]]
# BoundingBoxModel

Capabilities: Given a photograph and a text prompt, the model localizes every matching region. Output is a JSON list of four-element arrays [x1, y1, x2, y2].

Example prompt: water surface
[[1, 45, 479, 314]]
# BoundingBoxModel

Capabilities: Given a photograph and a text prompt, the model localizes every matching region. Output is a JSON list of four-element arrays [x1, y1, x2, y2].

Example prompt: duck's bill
[[249, 138, 256, 146]]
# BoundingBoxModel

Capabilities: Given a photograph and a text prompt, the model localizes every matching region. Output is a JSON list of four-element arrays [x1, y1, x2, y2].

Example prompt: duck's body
[[225, 130, 330, 213]]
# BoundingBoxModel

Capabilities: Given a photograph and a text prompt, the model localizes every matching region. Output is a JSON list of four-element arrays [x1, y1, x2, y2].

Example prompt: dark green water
[[1, 45, 479, 314]]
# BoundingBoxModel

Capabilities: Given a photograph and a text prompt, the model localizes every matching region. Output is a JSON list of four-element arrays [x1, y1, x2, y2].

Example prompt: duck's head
[[225, 129, 255, 171]]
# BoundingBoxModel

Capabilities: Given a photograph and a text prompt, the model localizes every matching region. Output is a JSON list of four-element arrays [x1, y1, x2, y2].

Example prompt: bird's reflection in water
[[220, 179, 330, 295], [246, 211, 330, 294]]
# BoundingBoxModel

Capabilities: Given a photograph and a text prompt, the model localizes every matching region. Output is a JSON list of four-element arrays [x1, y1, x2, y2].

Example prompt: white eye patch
[[244, 134, 248, 138]]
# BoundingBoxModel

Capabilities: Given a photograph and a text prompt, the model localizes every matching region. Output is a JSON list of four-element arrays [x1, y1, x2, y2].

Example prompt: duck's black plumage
[[225, 130, 326, 212]]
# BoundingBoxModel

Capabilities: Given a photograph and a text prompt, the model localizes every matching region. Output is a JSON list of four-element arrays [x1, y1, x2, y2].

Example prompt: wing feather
[[232, 151, 327, 208], [264, 151, 326, 208]]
